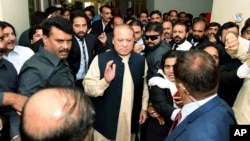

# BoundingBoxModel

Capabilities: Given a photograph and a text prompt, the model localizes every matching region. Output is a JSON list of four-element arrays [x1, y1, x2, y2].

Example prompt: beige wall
[[211, 0, 250, 26], [147, 0, 213, 18], [0, 0, 29, 41]]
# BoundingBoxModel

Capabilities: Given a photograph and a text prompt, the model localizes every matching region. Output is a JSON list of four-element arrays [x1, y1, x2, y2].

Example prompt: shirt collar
[[135, 38, 144, 45], [180, 94, 217, 123], [102, 19, 108, 26], [39, 47, 61, 66]]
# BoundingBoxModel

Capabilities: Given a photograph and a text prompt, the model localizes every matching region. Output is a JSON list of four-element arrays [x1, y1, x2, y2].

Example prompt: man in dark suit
[[68, 10, 107, 89], [165, 50, 236, 141], [90, 5, 112, 37], [187, 18, 211, 49]]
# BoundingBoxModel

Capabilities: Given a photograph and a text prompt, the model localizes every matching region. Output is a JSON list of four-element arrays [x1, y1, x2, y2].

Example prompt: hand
[[225, 32, 239, 51], [173, 96, 184, 108], [147, 105, 165, 125], [104, 60, 116, 83], [3, 92, 28, 112], [133, 45, 143, 53], [208, 34, 217, 44], [230, 13, 243, 23], [139, 110, 147, 124], [98, 32, 107, 46], [12, 94, 28, 112]]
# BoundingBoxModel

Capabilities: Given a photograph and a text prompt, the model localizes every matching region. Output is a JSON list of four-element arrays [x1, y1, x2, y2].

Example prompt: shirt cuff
[[237, 62, 250, 78]]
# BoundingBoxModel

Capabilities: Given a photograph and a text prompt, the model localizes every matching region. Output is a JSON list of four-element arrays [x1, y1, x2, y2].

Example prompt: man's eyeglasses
[[144, 35, 160, 41]]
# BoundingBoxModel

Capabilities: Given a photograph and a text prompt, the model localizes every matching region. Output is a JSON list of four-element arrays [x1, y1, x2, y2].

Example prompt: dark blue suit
[[165, 96, 236, 141]]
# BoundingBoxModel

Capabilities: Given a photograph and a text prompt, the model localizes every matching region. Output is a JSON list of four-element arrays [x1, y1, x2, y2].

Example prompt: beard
[[146, 41, 161, 50], [193, 35, 205, 42], [75, 31, 86, 39], [173, 36, 185, 44]]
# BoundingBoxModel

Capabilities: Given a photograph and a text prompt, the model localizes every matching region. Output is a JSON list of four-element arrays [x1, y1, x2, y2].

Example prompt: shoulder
[[86, 33, 97, 40], [16, 45, 34, 52], [20, 53, 56, 76], [92, 20, 102, 26], [159, 42, 171, 51], [130, 52, 145, 62], [1, 59, 17, 73]]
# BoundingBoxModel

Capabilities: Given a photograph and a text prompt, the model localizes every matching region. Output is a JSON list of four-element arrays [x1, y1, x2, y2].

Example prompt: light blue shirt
[[179, 94, 217, 124], [76, 37, 89, 80], [3, 45, 34, 74]]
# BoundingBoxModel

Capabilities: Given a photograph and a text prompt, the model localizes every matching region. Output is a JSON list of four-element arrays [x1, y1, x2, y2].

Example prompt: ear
[[177, 82, 189, 94], [42, 35, 48, 47], [178, 83, 185, 90]]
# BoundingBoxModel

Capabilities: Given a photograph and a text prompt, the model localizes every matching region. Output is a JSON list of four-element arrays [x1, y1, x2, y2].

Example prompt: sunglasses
[[144, 35, 160, 41]]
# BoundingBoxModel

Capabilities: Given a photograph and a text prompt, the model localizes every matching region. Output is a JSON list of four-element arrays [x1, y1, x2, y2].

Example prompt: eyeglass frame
[[144, 34, 161, 41]]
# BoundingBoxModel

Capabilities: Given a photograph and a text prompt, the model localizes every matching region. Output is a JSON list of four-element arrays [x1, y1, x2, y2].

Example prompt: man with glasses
[[144, 22, 171, 80]]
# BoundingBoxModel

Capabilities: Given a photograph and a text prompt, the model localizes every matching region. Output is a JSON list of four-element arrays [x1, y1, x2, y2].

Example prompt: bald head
[[21, 87, 94, 141], [174, 50, 219, 99]]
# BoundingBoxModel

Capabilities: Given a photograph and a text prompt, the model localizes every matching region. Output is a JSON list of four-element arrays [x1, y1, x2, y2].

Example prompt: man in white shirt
[[171, 22, 192, 51], [2, 22, 34, 74]]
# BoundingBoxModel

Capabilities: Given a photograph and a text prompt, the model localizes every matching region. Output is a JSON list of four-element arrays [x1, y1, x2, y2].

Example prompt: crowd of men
[[0, 3, 250, 141]]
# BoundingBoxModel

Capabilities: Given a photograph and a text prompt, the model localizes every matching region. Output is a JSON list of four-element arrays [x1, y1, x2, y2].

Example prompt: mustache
[[7, 40, 15, 44], [77, 31, 86, 35], [174, 36, 181, 40], [164, 32, 170, 36], [209, 33, 215, 37], [59, 49, 70, 53]]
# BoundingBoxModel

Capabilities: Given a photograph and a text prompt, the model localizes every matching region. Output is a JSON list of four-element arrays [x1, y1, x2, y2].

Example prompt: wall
[[146, 0, 213, 18], [211, 0, 250, 26], [145, 0, 154, 15], [0, 0, 29, 40]]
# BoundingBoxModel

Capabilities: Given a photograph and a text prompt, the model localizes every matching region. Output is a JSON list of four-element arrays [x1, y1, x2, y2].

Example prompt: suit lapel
[[167, 96, 222, 140], [72, 36, 81, 53]]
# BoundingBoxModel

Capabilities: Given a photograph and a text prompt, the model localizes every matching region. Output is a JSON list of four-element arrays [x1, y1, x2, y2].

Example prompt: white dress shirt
[[173, 40, 192, 51], [3, 45, 34, 74], [237, 62, 250, 78]]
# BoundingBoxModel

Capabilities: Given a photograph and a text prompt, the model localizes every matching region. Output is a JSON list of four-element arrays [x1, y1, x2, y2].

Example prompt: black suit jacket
[[67, 34, 106, 75], [90, 19, 112, 36], [187, 34, 211, 50]]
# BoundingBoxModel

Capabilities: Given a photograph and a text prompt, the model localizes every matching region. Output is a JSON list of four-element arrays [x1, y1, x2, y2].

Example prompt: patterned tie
[[81, 39, 88, 75], [168, 110, 182, 135]]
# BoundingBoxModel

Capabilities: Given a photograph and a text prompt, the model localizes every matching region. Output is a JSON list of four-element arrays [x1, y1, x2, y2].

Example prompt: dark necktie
[[168, 110, 182, 135], [173, 44, 178, 50], [81, 39, 88, 75]]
